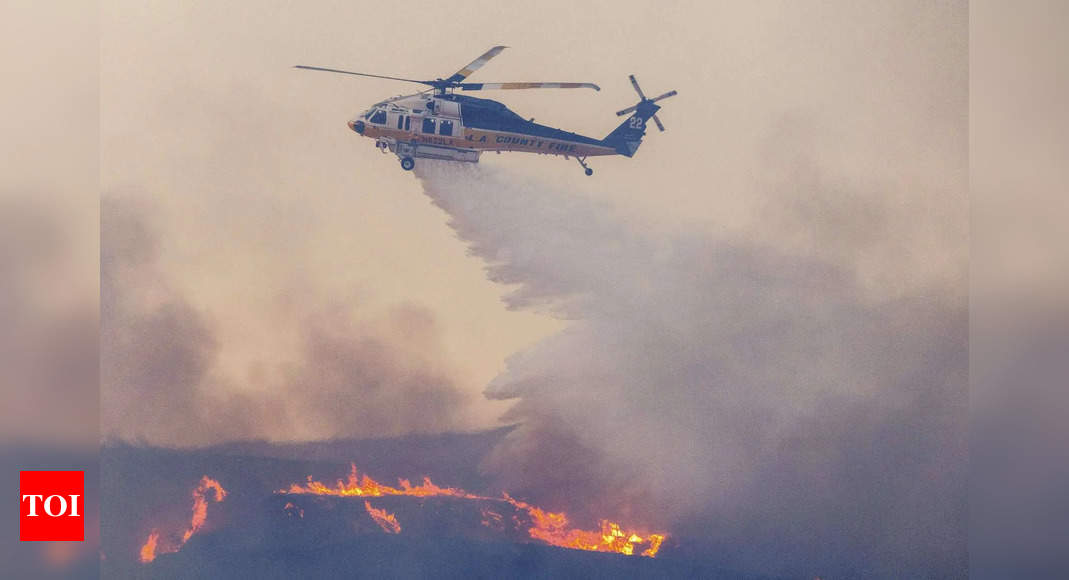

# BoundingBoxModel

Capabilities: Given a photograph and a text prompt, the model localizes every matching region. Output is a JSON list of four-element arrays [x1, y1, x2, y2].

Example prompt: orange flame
[[280, 463, 481, 500], [139, 476, 227, 563], [504, 494, 666, 557], [181, 477, 227, 543], [138, 531, 159, 564], [280, 464, 666, 557], [364, 501, 402, 534]]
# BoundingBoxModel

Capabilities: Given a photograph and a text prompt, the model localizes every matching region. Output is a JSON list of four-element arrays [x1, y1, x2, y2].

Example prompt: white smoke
[[414, 160, 966, 578]]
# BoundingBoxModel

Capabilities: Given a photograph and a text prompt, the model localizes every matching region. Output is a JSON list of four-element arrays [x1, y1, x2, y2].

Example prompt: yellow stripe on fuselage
[[362, 124, 617, 157]]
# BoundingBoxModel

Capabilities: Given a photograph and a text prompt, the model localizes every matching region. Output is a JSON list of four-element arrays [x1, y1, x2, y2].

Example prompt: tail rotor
[[615, 75, 677, 132]]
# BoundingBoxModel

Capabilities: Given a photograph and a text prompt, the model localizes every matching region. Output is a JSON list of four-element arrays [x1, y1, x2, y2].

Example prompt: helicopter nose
[[349, 120, 365, 135]]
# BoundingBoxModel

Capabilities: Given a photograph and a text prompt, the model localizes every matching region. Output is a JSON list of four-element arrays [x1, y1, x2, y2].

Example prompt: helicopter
[[295, 46, 676, 175]]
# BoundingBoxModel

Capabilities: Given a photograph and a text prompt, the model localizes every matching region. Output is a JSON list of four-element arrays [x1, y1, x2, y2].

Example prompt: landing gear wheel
[[400, 157, 415, 171], [576, 156, 593, 176]]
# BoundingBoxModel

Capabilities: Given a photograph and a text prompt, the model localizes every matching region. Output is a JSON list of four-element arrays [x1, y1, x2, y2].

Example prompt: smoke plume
[[415, 160, 966, 579], [101, 196, 472, 446]]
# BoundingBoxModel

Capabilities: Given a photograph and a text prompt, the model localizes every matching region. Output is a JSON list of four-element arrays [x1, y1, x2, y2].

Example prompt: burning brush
[[139, 476, 227, 563], [138, 464, 667, 566], [277, 463, 666, 558]]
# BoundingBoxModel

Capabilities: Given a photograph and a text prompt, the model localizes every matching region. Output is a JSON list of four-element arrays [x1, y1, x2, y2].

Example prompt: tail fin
[[603, 105, 659, 157], [602, 75, 677, 157]]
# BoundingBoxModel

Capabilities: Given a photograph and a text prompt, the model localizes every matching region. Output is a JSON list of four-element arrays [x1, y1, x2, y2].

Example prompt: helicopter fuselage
[[347, 93, 618, 167]]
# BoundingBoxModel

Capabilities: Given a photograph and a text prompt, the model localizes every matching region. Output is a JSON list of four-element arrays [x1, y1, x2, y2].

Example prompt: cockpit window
[[369, 109, 387, 124]]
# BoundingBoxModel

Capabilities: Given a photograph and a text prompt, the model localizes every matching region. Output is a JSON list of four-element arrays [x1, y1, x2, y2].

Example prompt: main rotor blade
[[650, 90, 678, 103], [443, 46, 508, 83], [294, 65, 430, 85], [652, 114, 665, 132], [629, 74, 647, 99], [458, 82, 601, 91], [616, 104, 638, 116]]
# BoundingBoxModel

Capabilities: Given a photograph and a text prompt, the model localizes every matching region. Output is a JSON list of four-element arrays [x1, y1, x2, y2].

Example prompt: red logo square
[[19, 471, 84, 541]]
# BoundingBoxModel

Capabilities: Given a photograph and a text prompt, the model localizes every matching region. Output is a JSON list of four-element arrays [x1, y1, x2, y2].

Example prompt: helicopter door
[[435, 101, 462, 136]]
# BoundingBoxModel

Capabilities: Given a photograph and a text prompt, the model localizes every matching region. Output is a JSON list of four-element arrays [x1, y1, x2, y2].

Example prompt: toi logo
[[19, 471, 84, 541]]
